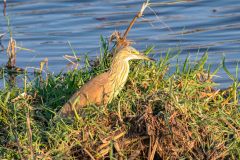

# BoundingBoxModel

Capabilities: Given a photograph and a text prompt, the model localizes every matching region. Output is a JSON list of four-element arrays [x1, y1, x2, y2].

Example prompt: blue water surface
[[0, 0, 239, 88]]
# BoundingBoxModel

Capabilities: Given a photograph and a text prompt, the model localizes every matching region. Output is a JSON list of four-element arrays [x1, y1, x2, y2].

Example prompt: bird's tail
[[58, 95, 83, 118], [58, 101, 74, 117]]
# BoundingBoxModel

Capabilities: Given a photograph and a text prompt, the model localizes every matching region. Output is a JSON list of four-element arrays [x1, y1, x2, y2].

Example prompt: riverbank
[[0, 40, 239, 159]]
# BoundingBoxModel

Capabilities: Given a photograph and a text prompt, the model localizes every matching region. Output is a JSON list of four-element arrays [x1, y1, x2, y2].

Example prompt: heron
[[59, 46, 154, 117]]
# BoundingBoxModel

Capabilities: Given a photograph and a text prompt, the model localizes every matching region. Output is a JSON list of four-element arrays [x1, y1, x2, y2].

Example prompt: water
[[0, 0, 239, 88]]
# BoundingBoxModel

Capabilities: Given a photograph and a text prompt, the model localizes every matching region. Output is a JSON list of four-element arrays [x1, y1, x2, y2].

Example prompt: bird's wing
[[59, 72, 111, 117], [79, 72, 111, 105]]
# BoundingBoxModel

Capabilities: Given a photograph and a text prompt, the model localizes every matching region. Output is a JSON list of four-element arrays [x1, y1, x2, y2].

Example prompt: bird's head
[[117, 46, 154, 61]]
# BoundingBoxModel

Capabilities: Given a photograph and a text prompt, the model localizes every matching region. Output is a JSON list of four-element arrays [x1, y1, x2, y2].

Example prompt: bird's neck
[[108, 57, 130, 97]]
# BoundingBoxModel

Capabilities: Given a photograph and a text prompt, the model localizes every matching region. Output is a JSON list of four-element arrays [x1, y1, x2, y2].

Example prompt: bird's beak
[[137, 53, 155, 62]]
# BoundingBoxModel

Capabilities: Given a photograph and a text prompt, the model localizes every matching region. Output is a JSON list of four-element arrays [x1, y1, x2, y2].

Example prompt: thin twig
[[149, 0, 193, 6], [83, 148, 96, 160], [149, 137, 159, 160], [3, 0, 7, 16], [26, 105, 34, 159], [113, 0, 149, 50], [148, 136, 152, 160], [0, 34, 4, 51], [122, 1, 149, 40]]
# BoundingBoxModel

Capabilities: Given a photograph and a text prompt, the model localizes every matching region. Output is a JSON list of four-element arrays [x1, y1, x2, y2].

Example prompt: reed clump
[[0, 39, 239, 159]]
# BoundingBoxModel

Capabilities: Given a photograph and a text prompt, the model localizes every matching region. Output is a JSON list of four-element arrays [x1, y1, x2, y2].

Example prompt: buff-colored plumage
[[59, 46, 153, 117]]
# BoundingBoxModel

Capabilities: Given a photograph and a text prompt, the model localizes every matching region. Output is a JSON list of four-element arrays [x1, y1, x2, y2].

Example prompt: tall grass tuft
[[0, 38, 239, 159]]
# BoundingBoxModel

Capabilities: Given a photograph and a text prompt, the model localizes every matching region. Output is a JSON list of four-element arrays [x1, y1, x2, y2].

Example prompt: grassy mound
[[0, 42, 239, 159]]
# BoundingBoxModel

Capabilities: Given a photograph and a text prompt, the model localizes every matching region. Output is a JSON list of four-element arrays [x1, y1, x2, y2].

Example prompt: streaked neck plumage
[[108, 50, 130, 100]]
